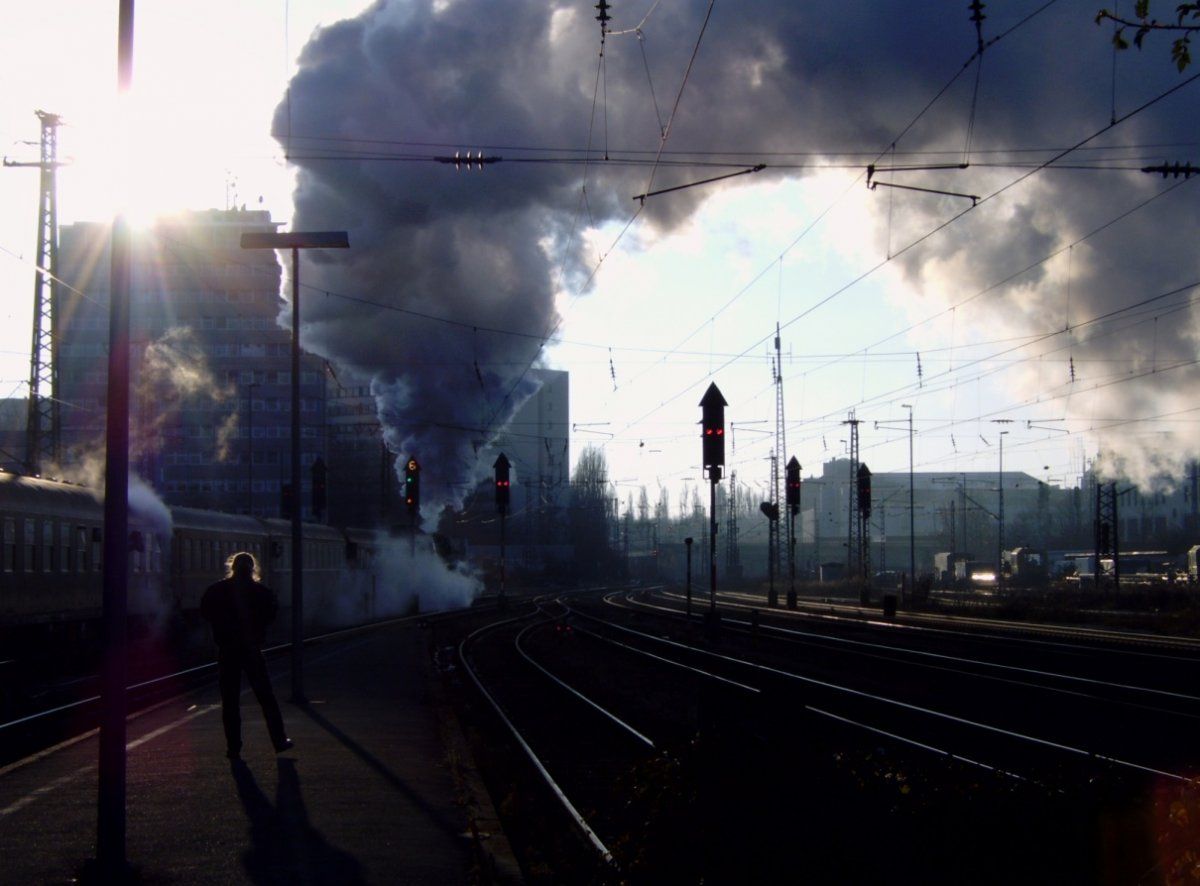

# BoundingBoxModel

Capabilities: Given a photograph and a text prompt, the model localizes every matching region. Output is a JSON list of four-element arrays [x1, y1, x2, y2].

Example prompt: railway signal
[[857, 464, 872, 518], [699, 383, 727, 629], [786, 456, 800, 610], [700, 383, 727, 477], [404, 457, 421, 512], [786, 457, 801, 515], [494, 452, 511, 513]]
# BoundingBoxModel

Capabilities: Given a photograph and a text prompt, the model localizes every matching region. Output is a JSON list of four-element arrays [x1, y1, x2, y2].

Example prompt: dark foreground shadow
[[300, 703, 464, 842], [231, 758, 366, 885]]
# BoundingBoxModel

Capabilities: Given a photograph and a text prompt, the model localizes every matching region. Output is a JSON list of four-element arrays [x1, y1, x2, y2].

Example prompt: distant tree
[[569, 445, 616, 577], [637, 486, 650, 523], [1097, 1, 1200, 70], [655, 486, 670, 522]]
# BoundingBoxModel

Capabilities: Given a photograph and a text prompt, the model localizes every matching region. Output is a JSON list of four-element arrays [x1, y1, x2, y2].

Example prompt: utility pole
[[998, 431, 1009, 590], [992, 420, 1012, 592], [903, 404, 915, 603], [685, 537, 694, 617], [6, 110, 65, 475], [95, 6, 134, 879]]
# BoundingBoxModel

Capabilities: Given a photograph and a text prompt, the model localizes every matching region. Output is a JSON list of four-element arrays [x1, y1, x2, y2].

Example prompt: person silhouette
[[201, 552, 292, 759]]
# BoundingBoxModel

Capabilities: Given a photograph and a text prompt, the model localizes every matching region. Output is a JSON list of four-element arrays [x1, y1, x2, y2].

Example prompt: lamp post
[[241, 230, 349, 703], [901, 404, 915, 604], [685, 537, 694, 617], [998, 429, 1010, 591], [96, 3, 135, 878]]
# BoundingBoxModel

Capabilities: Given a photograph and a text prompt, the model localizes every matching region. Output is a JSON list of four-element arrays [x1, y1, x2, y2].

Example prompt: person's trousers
[[217, 647, 288, 752]]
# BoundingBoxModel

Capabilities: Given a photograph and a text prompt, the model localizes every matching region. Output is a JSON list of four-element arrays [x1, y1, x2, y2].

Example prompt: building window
[[3, 518, 14, 572], [72, 526, 85, 572]]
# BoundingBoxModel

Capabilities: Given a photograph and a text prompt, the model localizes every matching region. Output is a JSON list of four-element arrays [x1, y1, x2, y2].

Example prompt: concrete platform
[[0, 620, 517, 884]]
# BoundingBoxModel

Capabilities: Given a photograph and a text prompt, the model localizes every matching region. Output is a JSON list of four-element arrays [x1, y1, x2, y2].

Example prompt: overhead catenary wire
[[613, 0, 1070, 423], [617, 67, 1200, 441]]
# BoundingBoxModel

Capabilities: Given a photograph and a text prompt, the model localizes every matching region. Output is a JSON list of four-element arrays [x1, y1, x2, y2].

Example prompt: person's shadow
[[231, 759, 365, 885]]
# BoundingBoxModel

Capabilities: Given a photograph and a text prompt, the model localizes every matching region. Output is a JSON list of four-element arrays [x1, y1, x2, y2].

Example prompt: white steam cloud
[[279, 0, 1199, 493]]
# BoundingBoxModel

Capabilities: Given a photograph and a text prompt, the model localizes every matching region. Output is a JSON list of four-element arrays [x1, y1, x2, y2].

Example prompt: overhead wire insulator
[[434, 151, 502, 170], [595, 0, 612, 30], [1142, 161, 1198, 179], [968, 0, 987, 53]]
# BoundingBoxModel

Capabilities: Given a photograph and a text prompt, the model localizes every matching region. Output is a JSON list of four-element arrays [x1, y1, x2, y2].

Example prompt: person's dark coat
[[200, 577, 277, 650]]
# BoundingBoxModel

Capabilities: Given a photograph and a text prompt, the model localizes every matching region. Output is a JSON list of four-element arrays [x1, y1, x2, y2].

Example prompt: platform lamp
[[241, 230, 349, 703]]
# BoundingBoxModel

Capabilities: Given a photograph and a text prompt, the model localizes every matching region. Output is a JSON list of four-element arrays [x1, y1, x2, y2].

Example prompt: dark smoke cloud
[[279, 0, 1200, 498]]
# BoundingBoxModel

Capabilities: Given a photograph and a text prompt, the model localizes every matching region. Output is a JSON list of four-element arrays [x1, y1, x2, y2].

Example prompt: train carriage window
[[76, 527, 87, 572], [3, 518, 14, 572], [152, 535, 162, 573], [24, 518, 35, 572], [43, 521, 54, 573], [60, 523, 71, 572]]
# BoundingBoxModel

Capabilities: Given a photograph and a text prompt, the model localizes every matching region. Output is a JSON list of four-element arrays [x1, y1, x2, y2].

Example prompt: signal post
[[404, 457, 421, 556], [494, 453, 510, 607], [786, 456, 801, 609], [700, 384, 727, 633]]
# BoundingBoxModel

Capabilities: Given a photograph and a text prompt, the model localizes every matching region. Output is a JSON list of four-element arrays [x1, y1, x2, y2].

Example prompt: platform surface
[[0, 621, 498, 884]]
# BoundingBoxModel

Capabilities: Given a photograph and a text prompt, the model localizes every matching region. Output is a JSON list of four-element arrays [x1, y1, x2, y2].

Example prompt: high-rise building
[[56, 209, 326, 518], [324, 366, 399, 529]]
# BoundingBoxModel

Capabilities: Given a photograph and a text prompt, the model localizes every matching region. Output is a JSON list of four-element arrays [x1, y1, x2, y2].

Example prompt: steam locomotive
[[0, 472, 383, 648]]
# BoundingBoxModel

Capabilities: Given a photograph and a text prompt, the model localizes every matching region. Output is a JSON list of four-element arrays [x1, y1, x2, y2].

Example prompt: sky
[[1, 1, 1199, 519]]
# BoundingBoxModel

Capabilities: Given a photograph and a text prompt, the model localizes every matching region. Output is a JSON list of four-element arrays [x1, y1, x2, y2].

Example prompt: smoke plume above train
[[278, 0, 1200, 493]]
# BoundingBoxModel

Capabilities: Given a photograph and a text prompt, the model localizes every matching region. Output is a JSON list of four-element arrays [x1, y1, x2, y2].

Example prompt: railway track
[[599, 588, 1200, 781], [448, 584, 1200, 881]]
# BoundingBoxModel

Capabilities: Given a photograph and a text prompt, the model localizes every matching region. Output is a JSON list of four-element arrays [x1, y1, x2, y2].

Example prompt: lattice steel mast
[[764, 325, 785, 605], [774, 325, 788, 599], [725, 470, 742, 580], [5, 111, 63, 474]]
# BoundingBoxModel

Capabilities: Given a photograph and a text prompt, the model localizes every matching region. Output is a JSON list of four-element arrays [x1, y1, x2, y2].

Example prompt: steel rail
[[572, 593, 1196, 784], [628, 590, 1200, 707], [514, 611, 656, 749], [665, 587, 1200, 661], [457, 607, 617, 868]]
